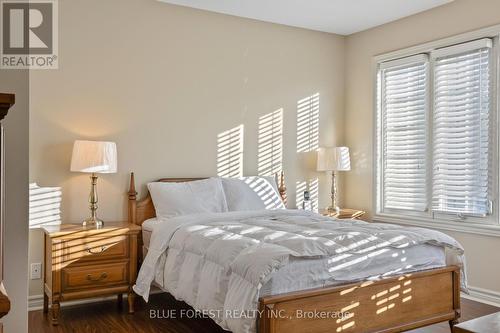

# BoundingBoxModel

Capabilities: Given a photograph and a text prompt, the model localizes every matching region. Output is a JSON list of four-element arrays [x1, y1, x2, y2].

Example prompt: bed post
[[449, 268, 461, 331], [128, 172, 137, 225], [278, 171, 287, 205]]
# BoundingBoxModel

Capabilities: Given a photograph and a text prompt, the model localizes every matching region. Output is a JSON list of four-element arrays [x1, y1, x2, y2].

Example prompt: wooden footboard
[[258, 266, 460, 333]]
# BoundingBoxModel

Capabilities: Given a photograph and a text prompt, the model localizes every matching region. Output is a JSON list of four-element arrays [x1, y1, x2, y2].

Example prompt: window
[[432, 41, 493, 217], [376, 38, 498, 226], [379, 55, 429, 212]]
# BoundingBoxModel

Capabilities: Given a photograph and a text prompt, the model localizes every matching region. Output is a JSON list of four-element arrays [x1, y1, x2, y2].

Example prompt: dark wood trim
[[0, 93, 14, 321], [0, 94, 14, 121], [0, 283, 10, 319]]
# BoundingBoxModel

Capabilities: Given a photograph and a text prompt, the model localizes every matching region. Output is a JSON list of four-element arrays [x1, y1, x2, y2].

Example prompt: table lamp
[[317, 147, 351, 214], [70, 140, 117, 227]]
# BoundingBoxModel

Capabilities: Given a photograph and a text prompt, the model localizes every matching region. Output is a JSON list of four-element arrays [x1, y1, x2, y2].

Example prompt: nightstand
[[320, 208, 366, 220], [41, 222, 141, 325]]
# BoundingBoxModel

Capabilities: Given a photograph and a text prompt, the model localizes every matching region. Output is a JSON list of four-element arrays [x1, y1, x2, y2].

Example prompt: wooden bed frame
[[127, 172, 461, 333]]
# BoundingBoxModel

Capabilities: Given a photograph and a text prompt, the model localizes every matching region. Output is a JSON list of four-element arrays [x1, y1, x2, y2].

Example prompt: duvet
[[133, 209, 466, 333]]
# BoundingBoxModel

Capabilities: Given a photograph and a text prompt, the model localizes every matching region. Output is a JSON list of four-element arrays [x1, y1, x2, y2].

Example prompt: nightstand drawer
[[61, 235, 129, 263], [61, 261, 128, 291]]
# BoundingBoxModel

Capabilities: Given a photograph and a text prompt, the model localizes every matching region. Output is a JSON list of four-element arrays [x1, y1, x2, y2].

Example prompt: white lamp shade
[[70, 140, 117, 173], [317, 147, 351, 171]]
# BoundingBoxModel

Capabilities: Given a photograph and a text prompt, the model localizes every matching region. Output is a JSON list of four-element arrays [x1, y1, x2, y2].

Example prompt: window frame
[[373, 26, 500, 235]]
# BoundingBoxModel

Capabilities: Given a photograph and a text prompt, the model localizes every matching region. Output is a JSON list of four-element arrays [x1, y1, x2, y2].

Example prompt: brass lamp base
[[83, 217, 103, 228], [83, 173, 104, 229], [326, 170, 340, 215]]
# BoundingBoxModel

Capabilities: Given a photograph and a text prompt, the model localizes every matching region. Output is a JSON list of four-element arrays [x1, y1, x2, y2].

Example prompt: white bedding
[[142, 218, 159, 255], [221, 177, 285, 211], [260, 244, 445, 296], [141, 217, 446, 296], [134, 210, 466, 333], [148, 178, 228, 218]]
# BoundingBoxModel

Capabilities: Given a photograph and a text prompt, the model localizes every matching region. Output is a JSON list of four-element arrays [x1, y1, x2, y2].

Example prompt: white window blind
[[432, 39, 493, 216], [380, 55, 428, 212]]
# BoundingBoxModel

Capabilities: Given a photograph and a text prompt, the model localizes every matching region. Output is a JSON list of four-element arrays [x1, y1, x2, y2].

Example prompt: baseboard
[[28, 294, 126, 312], [28, 288, 163, 312], [28, 295, 44, 311], [462, 286, 500, 308]]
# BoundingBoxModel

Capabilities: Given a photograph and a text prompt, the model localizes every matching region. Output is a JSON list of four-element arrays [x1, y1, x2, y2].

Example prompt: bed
[[128, 173, 463, 333], [141, 216, 447, 295]]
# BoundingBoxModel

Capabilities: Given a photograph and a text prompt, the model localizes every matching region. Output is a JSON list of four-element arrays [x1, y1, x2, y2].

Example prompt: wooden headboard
[[127, 171, 288, 227]]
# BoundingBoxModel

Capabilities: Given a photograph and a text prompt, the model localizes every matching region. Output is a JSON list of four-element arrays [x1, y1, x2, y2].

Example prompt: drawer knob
[[86, 246, 107, 254], [86, 272, 108, 282]]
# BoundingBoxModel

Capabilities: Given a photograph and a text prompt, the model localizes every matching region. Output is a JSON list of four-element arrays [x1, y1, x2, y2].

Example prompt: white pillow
[[221, 176, 285, 211], [147, 178, 228, 218]]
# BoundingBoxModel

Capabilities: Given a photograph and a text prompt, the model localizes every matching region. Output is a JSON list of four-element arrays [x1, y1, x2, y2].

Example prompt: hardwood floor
[[29, 294, 499, 333]]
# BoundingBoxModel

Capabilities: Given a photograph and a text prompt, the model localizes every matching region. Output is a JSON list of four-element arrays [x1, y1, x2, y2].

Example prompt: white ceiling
[[157, 0, 453, 35]]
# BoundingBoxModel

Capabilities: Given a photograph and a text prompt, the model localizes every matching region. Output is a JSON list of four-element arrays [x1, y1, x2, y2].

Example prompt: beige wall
[[0, 73, 29, 329], [29, 0, 345, 296], [344, 0, 500, 293]]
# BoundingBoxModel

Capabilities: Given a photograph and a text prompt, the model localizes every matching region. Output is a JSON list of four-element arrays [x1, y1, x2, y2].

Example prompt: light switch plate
[[30, 263, 42, 280]]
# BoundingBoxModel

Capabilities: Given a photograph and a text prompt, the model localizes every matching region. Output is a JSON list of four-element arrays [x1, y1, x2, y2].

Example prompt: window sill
[[373, 213, 500, 238]]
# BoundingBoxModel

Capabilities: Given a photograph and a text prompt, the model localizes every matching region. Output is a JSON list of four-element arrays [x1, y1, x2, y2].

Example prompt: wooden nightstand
[[320, 208, 366, 220], [41, 222, 141, 325]]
